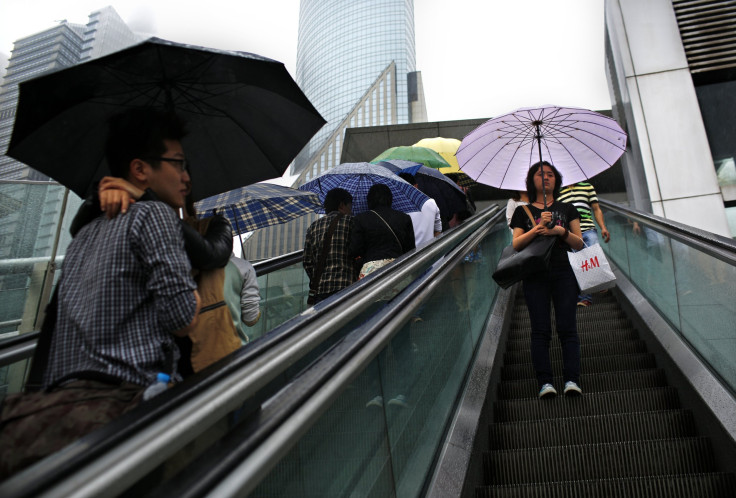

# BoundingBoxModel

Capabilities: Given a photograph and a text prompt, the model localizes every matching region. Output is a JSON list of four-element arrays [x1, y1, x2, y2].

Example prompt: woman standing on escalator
[[509, 161, 584, 399]]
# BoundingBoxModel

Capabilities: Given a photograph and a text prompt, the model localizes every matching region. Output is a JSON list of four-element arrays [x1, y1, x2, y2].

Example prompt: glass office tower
[[294, 0, 418, 173]]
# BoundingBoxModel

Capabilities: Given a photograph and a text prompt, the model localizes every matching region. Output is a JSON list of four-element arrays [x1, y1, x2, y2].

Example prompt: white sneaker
[[366, 396, 383, 408], [564, 381, 582, 396], [388, 395, 409, 408], [538, 383, 557, 399]]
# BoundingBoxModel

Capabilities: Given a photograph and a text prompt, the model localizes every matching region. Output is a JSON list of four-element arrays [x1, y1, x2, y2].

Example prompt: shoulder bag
[[492, 205, 557, 289]]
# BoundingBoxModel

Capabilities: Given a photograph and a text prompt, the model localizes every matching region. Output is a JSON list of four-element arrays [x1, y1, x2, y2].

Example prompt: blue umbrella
[[298, 162, 429, 215], [195, 183, 323, 235]]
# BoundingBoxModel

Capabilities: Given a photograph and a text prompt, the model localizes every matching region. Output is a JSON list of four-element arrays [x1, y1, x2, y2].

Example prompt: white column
[[606, 0, 730, 236]]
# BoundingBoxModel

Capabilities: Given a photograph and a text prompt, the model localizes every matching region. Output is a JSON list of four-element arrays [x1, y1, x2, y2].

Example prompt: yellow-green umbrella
[[413, 137, 461, 173], [371, 146, 452, 171]]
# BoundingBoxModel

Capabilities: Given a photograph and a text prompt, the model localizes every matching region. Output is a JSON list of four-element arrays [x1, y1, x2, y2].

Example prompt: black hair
[[106, 108, 187, 179], [397, 172, 416, 185], [366, 183, 392, 210], [526, 161, 562, 203], [323, 188, 353, 213]]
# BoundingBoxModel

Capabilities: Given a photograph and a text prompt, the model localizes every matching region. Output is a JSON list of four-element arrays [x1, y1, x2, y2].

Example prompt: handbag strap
[[370, 210, 403, 253], [522, 204, 537, 226], [310, 213, 344, 293]]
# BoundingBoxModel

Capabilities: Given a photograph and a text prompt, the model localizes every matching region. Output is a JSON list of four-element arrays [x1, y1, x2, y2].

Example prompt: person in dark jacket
[[350, 184, 415, 278]]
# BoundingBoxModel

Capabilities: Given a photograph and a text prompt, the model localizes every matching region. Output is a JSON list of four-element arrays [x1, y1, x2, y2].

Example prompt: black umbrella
[[7, 37, 325, 201], [378, 160, 468, 221]]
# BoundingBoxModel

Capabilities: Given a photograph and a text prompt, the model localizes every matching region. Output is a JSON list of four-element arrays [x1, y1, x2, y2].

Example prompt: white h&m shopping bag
[[567, 243, 616, 293]]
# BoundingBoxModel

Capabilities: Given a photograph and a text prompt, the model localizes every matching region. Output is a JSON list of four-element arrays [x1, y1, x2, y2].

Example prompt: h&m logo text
[[580, 256, 600, 272]]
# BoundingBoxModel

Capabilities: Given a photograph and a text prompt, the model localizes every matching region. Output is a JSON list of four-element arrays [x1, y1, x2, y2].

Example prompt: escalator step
[[497, 369, 667, 400], [510, 316, 633, 332], [483, 438, 715, 485], [505, 328, 639, 350], [476, 472, 736, 498], [501, 353, 656, 381], [488, 409, 696, 450], [493, 387, 680, 423], [503, 340, 648, 365], [511, 303, 624, 320]]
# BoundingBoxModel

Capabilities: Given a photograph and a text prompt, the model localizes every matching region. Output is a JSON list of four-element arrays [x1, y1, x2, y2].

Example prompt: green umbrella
[[371, 146, 452, 171]]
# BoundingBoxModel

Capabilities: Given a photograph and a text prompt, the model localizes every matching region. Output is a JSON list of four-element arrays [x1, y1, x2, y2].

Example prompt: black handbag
[[492, 206, 557, 289]]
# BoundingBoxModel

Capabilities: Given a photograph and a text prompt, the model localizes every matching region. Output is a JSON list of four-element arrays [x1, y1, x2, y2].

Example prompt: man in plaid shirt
[[303, 188, 356, 304], [0, 109, 201, 477]]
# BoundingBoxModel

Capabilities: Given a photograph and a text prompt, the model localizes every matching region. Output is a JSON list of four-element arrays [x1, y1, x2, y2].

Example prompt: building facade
[[0, 6, 141, 180], [293, 0, 426, 177], [605, 0, 735, 237]]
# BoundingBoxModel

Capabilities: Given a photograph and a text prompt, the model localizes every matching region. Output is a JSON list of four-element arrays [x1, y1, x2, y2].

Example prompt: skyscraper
[[292, 0, 426, 179], [0, 6, 141, 180]]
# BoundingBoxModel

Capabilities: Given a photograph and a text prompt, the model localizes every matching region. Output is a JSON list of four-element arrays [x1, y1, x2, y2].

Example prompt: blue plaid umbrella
[[298, 162, 429, 215], [195, 183, 322, 235]]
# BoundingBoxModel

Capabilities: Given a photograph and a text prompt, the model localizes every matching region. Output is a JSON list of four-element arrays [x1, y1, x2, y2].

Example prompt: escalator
[[478, 290, 735, 496], [0, 200, 734, 497]]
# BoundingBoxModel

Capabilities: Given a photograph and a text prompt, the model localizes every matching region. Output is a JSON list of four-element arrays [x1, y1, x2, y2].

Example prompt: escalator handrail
[[598, 198, 736, 264], [192, 208, 506, 498], [0, 206, 501, 498], [251, 249, 303, 275], [0, 331, 39, 368]]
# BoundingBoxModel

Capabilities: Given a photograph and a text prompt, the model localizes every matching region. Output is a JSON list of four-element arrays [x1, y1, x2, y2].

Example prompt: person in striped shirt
[[558, 182, 610, 307]]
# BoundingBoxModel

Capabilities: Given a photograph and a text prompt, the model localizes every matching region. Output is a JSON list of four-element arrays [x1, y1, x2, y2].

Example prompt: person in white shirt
[[398, 172, 442, 247]]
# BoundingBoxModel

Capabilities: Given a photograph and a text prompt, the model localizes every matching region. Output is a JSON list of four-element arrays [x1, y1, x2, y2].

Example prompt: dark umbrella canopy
[[7, 37, 325, 201], [396, 163, 468, 221]]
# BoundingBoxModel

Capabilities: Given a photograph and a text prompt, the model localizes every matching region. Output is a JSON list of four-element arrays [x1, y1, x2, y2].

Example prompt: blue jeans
[[522, 264, 581, 387], [577, 229, 599, 302]]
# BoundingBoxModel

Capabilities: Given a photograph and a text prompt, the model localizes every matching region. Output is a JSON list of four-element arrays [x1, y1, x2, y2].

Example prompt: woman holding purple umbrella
[[509, 161, 584, 399]]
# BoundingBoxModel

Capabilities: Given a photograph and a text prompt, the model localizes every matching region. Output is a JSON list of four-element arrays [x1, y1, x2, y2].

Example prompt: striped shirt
[[44, 201, 198, 388], [558, 182, 599, 232]]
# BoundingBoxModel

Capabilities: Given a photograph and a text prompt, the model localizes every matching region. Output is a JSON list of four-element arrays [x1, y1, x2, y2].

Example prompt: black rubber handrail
[[598, 198, 736, 264]]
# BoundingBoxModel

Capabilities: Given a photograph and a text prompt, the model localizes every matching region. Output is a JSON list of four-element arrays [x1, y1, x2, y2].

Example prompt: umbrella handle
[[534, 122, 548, 210], [534, 122, 555, 228]]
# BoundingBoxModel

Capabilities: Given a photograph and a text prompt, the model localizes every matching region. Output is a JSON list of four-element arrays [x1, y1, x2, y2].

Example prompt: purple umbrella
[[456, 105, 627, 207]]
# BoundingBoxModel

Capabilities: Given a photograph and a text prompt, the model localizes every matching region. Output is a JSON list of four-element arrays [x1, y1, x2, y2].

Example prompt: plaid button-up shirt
[[303, 212, 356, 295], [44, 201, 198, 388]]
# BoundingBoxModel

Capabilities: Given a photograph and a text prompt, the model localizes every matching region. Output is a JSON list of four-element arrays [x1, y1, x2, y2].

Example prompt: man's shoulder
[[125, 201, 181, 237]]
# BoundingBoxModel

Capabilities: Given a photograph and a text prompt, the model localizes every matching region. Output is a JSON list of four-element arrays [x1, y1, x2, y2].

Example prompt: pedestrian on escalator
[[303, 188, 356, 305], [558, 181, 611, 307], [350, 183, 415, 278], [0, 109, 201, 478], [509, 161, 585, 399]]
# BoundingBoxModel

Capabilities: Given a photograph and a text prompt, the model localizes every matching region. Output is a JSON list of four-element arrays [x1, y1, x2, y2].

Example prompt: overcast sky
[[0, 0, 610, 123]]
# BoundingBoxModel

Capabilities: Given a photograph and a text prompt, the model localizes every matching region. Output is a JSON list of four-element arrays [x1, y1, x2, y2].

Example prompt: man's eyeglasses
[[147, 157, 188, 173]]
